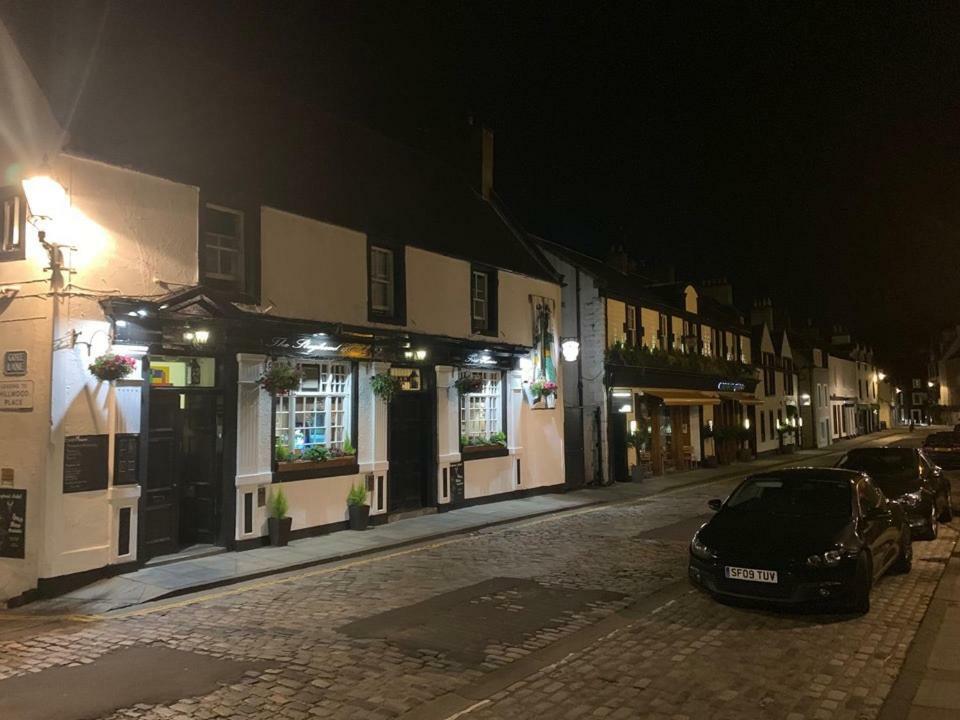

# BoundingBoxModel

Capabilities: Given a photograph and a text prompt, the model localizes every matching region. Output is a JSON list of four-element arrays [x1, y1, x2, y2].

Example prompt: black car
[[689, 468, 911, 614], [923, 432, 960, 471], [837, 447, 952, 539]]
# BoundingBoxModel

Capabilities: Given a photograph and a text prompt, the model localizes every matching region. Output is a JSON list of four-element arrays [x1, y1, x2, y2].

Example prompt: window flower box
[[276, 455, 357, 474]]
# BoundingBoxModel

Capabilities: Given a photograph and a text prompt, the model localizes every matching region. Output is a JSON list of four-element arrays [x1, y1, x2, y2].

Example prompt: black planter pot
[[268, 516, 292, 546], [348, 504, 370, 531]]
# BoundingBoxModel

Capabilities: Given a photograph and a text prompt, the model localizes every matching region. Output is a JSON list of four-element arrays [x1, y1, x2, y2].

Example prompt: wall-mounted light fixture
[[415, 349, 427, 361], [743, 417, 751, 430], [560, 338, 581, 362]]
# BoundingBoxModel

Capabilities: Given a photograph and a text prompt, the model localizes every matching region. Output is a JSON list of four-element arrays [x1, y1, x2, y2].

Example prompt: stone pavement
[[0, 425, 950, 720], [14, 427, 917, 616]]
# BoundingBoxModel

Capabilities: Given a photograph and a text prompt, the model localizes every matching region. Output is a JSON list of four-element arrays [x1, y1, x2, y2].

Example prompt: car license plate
[[724, 566, 778, 584]]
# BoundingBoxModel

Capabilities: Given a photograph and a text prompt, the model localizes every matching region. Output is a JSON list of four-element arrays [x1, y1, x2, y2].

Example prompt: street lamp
[[21, 170, 70, 287]]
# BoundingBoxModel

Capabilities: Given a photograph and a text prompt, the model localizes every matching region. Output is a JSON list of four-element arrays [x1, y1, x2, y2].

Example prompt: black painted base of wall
[[439, 483, 564, 512], [6, 560, 140, 609]]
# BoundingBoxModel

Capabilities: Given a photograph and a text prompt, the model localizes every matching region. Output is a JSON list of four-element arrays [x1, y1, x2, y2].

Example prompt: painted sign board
[[3, 351, 27, 376], [450, 462, 465, 504], [63, 435, 109, 493], [0, 380, 33, 410], [0, 488, 26, 559], [114, 434, 139, 486]]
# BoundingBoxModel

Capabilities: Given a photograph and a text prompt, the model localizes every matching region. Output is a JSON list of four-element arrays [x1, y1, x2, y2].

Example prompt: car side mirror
[[708, 498, 723, 512]]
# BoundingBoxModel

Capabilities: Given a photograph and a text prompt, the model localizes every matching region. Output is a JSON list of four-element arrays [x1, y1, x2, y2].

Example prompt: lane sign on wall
[[0, 380, 33, 410], [63, 435, 109, 494], [3, 351, 27, 376], [0, 488, 26, 559]]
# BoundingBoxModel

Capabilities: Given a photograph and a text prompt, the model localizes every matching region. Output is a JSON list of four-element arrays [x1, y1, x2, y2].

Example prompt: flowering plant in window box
[[275, 437, 358, 473], [460, 432, 508, 457], [88, 353, 137, 382], [454, 375, 484, 394], [258, 360, 303, 396], [530, 379, 558, 399]]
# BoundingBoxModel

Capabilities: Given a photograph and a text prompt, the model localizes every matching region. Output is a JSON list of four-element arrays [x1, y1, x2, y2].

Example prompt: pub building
[[537, 240, 759, 487], [0, 17, 564, 604]]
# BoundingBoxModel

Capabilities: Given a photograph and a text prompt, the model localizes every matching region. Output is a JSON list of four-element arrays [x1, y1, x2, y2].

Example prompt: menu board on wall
[[450, 462, 465, 504], [0, 488, 26, 559], [114, 434, 139, 485], [63, 435, 109, 493]]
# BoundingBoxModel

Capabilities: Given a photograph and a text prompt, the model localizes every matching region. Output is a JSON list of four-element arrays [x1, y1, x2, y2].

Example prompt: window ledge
[[461, 445, 509, 461], [273, 456, 359, 482]]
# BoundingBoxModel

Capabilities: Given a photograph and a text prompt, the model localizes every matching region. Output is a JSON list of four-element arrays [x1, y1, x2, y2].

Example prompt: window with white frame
[[203, 204, 244, 285], [369, 246, 395, 314], [472, 270, 489, 330], [460, 370, 503, 444], [2, 193, 24, 257], [275, 362, 352, 454]]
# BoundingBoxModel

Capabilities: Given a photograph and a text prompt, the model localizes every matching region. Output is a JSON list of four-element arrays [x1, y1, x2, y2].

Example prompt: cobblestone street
[[0, 434, 957, 720]]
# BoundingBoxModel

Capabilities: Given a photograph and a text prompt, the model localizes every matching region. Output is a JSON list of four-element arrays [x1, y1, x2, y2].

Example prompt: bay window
[[275, 362, 352, 454], [460, 370, 505, 447]]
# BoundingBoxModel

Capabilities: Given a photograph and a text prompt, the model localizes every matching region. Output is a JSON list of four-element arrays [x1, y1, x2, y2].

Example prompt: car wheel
[[892, 528, 913, 574], [922, 503, 939, 540], [845, 553, 872, 615]]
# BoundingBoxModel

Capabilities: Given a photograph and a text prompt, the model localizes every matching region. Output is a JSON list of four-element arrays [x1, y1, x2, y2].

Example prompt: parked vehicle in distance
[[922, 432, 960, 471], [836, 447, 952, 540], [689, 468, 911, 614]]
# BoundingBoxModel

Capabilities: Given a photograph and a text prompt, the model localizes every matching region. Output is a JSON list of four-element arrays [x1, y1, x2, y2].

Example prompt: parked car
[[689, 468, 911, 614], [924, 432, 960, 471], [836, 447, 952, 539]]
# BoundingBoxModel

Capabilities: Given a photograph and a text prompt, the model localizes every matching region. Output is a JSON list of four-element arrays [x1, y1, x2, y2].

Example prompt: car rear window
[[839, 449, 915, 474], [924, 432, 960, 448], [725, 476, 851, 517]]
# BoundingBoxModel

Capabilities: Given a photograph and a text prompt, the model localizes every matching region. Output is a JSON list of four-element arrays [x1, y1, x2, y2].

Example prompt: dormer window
[[202, 204, 244, 288], [470, 265, 498, 336]]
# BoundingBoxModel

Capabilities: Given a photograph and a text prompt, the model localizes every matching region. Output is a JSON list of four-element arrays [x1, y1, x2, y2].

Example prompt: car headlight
[[806, 550, 843, 568], [690, 534, 717, 561]]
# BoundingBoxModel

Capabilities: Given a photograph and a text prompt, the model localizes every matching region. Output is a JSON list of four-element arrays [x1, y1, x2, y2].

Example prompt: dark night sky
[[5, 1, 960, 375]]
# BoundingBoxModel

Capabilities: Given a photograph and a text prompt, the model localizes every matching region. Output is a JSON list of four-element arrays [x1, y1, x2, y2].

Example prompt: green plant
[[628, 426, 650, 452], [371, 373, 402, 403], [489, 431, 507, 446], [270, 485, 289, 519], [275, 439, 293, 462], [735, 425, 753, 443], [713, 425, 736, 443], [347, 482, 368, 507], [530, 379, 558, 398], [701, 424, 715, 439], [342, 435, 355, 455], [304, 445, 330, 462], [258, 359, 303, 395]]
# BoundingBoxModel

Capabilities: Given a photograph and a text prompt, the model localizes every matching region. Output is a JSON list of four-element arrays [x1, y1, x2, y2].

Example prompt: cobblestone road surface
[[0, 431, 956, 720]]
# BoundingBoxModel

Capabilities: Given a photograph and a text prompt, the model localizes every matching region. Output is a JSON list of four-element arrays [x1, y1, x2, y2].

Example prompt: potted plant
[[454, 375, 484, 395], [371, 372, 402, 403], [530, 379, 559, 409], [347, 482, 370, 530], [258, 360, 303, 395], [88, 353, 137, 382], [628, 426, 650, 481], [268, 485, 292, 546]]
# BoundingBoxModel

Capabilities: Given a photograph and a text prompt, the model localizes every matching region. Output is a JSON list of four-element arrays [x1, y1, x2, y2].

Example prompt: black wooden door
[[144, 392, 181, 559], [388, 382, 434, 512], [610, 412, 629, 482], [563, 406, 586, 488], [179, 394, 222, 546]]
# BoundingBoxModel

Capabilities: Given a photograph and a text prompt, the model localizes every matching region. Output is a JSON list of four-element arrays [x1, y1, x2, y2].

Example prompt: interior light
[[629, 420, 638, 433], [136, 308, 148, 317], [127, 311, 138, 317], [404, 351, 414, 359], [115, 319, 128, 328], [182, 331, 195, 341], [158, 304, 168, 310], [743, 418, 751, 430], [618, 404, 632, 413], [193, 329, 210, 344]]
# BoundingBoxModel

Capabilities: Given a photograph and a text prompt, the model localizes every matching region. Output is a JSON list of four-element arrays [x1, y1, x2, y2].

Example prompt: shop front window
[[460, 370, 503, 444], [275, 362, 351, 453]]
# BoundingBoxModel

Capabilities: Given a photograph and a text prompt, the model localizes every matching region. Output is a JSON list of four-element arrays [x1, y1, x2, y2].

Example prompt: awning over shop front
[[639, 388, 720, 406], [718, 391, 763, 405]]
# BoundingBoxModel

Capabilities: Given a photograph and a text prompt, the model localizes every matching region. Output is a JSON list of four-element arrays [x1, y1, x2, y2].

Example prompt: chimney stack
[[750, 297, 775, 329]]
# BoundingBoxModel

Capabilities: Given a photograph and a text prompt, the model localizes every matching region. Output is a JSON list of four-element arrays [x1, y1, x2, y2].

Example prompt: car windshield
[[725, 476, 851, 517]]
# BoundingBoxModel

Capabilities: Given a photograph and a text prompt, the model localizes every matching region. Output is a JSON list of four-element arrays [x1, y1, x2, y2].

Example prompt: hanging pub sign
[[0, 488, 26, 559], [264, 334, 372, 359], [63, 435, 109, 493]]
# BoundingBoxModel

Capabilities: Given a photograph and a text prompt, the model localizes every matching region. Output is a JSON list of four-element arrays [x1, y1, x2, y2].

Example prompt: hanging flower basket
[[530, 379, 558, 399], [258, 360, 303, 396], [370, 372, 402, 403], [88, 353, 137, 382], [454, 375, 484, 395]]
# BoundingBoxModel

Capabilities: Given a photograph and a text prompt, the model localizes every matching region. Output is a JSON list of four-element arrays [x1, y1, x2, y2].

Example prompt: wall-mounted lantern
[[560, 338, 581, 362]]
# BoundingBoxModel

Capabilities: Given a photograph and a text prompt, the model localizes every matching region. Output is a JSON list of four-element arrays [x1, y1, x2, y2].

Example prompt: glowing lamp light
[[878, 372, 886, 381], [560, 338, 581, 362], [743, 418, 751, 430], [629, 420, 638, 433], [415, 349, 427, 361], [193, 329, 210, 345], [928, 381, 935, 388], [22, 173, 67, 239], [618, 403, 632, 413]]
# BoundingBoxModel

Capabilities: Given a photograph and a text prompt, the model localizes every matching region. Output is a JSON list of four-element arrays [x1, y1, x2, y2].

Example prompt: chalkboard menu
[[0, 488, 26, 559], [63, 435, 109, 493], [450, 462, 465, 504], [114, 434, 139, 486]]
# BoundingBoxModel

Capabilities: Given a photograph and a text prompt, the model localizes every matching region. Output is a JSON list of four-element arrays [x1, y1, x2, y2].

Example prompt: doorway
[[610, 411, 629, 482], [142, 390, 223, 560], [388, 368, 435, 512]]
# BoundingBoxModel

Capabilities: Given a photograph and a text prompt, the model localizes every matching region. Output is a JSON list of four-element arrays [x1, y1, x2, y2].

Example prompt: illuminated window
[[1, 190, 25, 261], [459, 370, 503, 443], [275, 362, 352, 454]]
